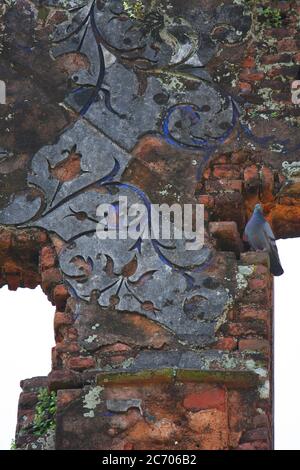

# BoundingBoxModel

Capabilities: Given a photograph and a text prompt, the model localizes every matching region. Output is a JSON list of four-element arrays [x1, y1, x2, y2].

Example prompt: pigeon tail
[[269, 249, 284, 276]]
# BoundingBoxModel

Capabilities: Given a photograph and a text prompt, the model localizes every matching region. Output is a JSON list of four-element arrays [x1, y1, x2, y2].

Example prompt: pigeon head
[[254, 203, 264, 214]]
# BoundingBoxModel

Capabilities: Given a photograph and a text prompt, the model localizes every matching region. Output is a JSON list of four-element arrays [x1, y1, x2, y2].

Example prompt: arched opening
[[0, 286, 55, 450], [0, 226, 70, 450], [275, 239, 300, 450]]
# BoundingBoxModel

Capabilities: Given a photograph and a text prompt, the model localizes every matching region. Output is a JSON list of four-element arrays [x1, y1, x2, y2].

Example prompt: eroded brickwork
[[1, 0, 300, 450]]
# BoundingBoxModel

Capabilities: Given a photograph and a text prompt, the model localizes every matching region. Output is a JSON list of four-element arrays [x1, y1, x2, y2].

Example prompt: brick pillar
[[1, 0, 300, 450]]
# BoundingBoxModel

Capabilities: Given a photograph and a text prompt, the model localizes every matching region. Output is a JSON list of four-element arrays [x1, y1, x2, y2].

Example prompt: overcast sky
[[0, 286, 54, 450], [275, 239, 300, 450], [0, 239, 298, 450]]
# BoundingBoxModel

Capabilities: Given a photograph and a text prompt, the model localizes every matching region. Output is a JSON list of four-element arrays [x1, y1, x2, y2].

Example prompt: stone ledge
[[92, 350, 264, 390], [96, 369, 258, 389]]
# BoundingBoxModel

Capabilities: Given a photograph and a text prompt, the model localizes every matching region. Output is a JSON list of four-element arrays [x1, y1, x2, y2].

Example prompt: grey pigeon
[[244, 203, 284, 276]]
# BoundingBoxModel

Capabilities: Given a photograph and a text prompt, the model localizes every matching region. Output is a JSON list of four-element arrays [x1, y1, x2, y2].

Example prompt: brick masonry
[[0, 0, 300, 450]]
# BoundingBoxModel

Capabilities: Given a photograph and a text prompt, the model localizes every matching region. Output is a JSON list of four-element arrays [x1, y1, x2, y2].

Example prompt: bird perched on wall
[[244, 204, 284, 276]]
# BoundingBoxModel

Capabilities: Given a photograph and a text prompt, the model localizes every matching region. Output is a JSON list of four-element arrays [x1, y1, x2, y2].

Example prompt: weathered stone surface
[[188, 409, 228, 450]]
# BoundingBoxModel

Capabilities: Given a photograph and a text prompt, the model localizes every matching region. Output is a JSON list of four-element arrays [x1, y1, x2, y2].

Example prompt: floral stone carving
[[0, 119, 230, 346]]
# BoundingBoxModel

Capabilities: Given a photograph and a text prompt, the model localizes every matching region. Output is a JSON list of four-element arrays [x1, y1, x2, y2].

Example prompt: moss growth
[[10, 439, 16, 450], [32, 388, 57, 437], [258, 6, 283, 28], [38, 7, 50, 22], [176, 369, 258, 389], [123, 1, 145, 20], [97, 368, 175, 386], [97, 368, 258, 389]]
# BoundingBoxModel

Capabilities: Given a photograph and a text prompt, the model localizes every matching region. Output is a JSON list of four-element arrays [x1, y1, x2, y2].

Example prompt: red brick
[[18, 392, 38, 409], [109, 355, 130, 366], [213, 154, 229, 165], [242, 427, 268, 442], [231, 151, 248, 165], [237, 441, 268, 450], [55, 342, 80, 353], [40, 246, 56, 271], [64, 327, 78, 341], [226, 322, 265, 337], [266, 67, 282, 79], [244, 165, 259, 186], [56, 53, 90, 76], [68, 356, 96, 371], [57, 389, 82, 408], [6, 273, 21, 291], [262, 53, 291, 65], [183, 387, 226, 411], [48, 369, 82, 391], [239, 82, 252, 93], [0, 228, 12, 251], [209, 221, 240, 238], [228, 391, 247, 432], [277, 38, 298, 52], [254, 265, 268, 275], [239, 307, 269, 322], [239, 339, 269, 354], [248, 278, 268, 291], [53, 284, 70, 310], [242, 56, 255, 68], [23, 273, 40, 289], [266, 27, 295, 39], [239, 72, 264, 82], [219, 180, 243, 192], [214, 337, 237, 351], [294, 52, 300, 64], [123, 442, 134, 450], [54, 311, 73, 332], [198, 195, 214, 208], [188, 409, 228, 449], [213, 166, 241, 179], [13, 231, 33, 250], [3, 259, 19, 272], [240, 252, 270, 268], [100, 343, 132, 354], [253, 413, 268, 428], [51, 346, 58, 368], [205, 180, 224, 192], [20, 376, 48, 392], [203, 167, 211, 179], [33, 230, 49, 245], [41, 267, 62, 292]]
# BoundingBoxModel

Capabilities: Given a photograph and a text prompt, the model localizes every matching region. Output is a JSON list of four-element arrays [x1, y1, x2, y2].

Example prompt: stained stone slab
[[94, 350, 265, 377], [0, 0, 251, 349], [0, 115, 230, 347], [0, 1, 239, 349], [51, 0, 250, 152]]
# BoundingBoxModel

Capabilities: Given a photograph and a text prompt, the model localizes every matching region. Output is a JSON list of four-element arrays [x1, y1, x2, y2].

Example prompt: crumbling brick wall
[[1, 0, 300, 450]]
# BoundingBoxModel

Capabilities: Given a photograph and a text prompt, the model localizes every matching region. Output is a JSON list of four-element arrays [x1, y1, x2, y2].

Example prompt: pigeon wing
[[262, 221, 284, 276]]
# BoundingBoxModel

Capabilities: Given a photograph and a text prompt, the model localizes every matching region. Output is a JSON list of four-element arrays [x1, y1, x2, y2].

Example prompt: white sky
[[0, 239, 298, 450], [0, 286, 55, 450], [275, 239, 300, 450]]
